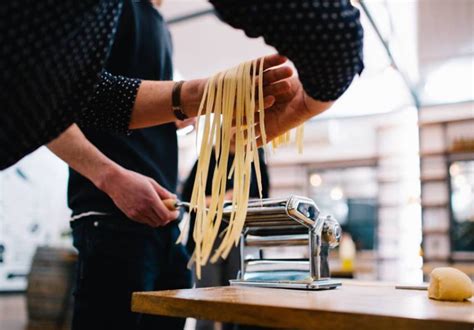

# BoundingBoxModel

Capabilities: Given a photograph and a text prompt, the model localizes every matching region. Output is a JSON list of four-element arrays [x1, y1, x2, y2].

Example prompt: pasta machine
[[224, 196, 342, 290]]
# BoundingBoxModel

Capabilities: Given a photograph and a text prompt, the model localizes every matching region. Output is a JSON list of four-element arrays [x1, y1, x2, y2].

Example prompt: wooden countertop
[[132, 281, 473, 330]]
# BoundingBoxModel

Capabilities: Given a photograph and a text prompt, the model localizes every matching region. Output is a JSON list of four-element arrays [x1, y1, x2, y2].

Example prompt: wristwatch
[[172, 80, 188, 121]]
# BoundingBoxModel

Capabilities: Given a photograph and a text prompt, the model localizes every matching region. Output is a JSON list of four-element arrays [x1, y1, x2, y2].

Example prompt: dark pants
[[71, 215, 192, 330]]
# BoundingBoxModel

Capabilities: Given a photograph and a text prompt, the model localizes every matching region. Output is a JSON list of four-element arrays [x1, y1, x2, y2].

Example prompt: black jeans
[[71, 215, 192, 330]]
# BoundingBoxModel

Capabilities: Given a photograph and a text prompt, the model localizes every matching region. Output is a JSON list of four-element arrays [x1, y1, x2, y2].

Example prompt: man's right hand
[[258, 74, 333, 145], [97, 166, 179, 227]]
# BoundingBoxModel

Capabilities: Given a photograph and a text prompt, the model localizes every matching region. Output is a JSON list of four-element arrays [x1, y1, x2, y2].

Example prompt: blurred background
[[0, 0, 473, 328]]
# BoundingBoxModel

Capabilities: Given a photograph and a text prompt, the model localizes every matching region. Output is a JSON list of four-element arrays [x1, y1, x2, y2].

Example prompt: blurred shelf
[[452, 251, 474, 262], [420, 175, 447, 182], [422, 229, 449, 235], [270, 157, 378, 169], [377, 177, 420, 184], [420, 150, 474, 158], [419, 117, 474, 127], [448, 151, 474, 161], [376, 153, 418, 160], [423, 262, 474, 275], [423, 257, 451, 262], [419, 151, 447, 157], [377, 177, 400, 183], [419, 112, 474, 269], [421, 202, 449, 208]]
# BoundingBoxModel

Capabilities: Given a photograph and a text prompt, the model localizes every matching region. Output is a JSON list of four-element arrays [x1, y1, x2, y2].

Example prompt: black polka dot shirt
[[0, 0, 364, 170], [0, 0, 140, 170], [211, 0, 365, 102]]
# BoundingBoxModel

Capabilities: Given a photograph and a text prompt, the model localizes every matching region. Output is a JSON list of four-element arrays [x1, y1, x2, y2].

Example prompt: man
[[48, 1, 192, 329], [46, 1, 364, 329]]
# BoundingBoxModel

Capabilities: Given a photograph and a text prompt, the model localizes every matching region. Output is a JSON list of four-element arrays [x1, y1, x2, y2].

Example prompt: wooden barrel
[[26, 246, 77, 330]]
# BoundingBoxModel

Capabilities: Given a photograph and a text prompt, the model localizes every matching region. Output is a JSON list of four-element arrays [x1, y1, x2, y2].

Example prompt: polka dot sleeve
[[78, 72, 141, 133], [0, 0, 125, 169], [210, 0, 364, 101]]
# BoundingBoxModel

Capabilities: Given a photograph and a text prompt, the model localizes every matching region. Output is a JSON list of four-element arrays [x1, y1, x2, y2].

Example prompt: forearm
[[129, 78, 206, 129], [46, 124, 121, 190], [48, 124, 179, 226], [80, 73, 206, 131]]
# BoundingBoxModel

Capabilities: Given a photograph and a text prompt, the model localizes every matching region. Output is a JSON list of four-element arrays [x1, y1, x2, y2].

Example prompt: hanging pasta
[[178, 58, 305, 278]]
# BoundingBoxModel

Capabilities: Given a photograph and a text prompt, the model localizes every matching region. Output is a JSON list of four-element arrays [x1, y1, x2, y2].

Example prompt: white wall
[[0, 148, 70, 291]]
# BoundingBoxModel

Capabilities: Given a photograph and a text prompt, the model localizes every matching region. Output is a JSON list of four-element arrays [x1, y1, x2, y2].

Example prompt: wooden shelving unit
[[420, 202, 449, 208], [419, 115, 474, 262]]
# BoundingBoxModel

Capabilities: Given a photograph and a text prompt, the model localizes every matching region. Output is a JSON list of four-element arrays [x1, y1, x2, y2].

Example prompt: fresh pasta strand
[[296, 124, 305, 154], [181, 58, 305, 279], [270, 125, 305, 153]]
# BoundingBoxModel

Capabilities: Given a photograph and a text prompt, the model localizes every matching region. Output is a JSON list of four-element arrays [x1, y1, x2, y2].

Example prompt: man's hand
[[259, 74, 334, 144], [97, 167, 179, 227], [47, 125, 179, 227], [223, 54, 333, 145]]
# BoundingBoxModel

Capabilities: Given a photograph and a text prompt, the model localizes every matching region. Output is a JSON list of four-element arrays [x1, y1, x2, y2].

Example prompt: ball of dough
[[428, 267, 473, 301]]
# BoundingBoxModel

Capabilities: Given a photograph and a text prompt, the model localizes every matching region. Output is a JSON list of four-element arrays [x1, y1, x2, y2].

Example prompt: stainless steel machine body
[[225, 196, 342, 290]]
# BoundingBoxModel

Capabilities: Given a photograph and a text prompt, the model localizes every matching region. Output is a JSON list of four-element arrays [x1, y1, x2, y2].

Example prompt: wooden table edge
[[131, 291, 473, 330]]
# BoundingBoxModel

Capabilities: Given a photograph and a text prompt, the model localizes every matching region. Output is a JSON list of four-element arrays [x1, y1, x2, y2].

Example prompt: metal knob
[[321, 215, 341, 248]]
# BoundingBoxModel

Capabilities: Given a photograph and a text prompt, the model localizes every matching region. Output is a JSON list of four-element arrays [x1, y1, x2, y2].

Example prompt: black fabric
[[71, 216, 191, 330], [0, 0, 143, 170], [210, 0, 364, 101], [68, 1, 177, 216]]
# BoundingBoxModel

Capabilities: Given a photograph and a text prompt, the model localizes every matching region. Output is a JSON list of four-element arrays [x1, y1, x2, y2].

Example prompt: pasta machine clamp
[[226, 196, 342, 290]]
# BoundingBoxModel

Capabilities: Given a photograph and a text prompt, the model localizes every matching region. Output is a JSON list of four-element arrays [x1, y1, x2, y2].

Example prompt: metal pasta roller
[[225, 195, 342, 290]]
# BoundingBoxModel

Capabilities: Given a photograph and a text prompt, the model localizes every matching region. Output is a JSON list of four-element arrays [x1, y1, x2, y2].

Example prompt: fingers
[[264, 95, 275, 109], [141, 194, 178, 227], [142, 214, 162, 228], [162, 198, 178, 211], [254, 109, 279, 147], [272, 90, 296, 104], [148, 179, 179, 226], [258, 54, 288, 70], [152, 199, 179, 226], [230, 94, 273, 127], [151, 180, 176, 199], [263, 80, 291, 98], [262, 66, 293, 87], [127, 207, 160, 228]]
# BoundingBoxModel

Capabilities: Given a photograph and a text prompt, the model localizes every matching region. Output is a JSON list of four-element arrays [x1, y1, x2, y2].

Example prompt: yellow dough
[[428, 267, 473, 301]]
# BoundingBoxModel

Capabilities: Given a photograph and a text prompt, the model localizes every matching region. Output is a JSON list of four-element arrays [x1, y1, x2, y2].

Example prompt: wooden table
[[132, 281, 474, 330]]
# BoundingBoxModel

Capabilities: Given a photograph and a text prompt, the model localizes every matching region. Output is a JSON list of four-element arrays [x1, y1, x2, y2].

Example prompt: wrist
[[302, 92, 333, 118], [181, 79, 207, 118], [92, 162, 125, 193]]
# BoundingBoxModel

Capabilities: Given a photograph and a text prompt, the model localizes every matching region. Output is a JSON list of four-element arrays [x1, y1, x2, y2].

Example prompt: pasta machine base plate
[[229, 278, 341, 291]]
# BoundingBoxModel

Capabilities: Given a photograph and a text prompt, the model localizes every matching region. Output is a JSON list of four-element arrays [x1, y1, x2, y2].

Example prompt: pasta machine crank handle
[[163, 199, 192, 211]]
